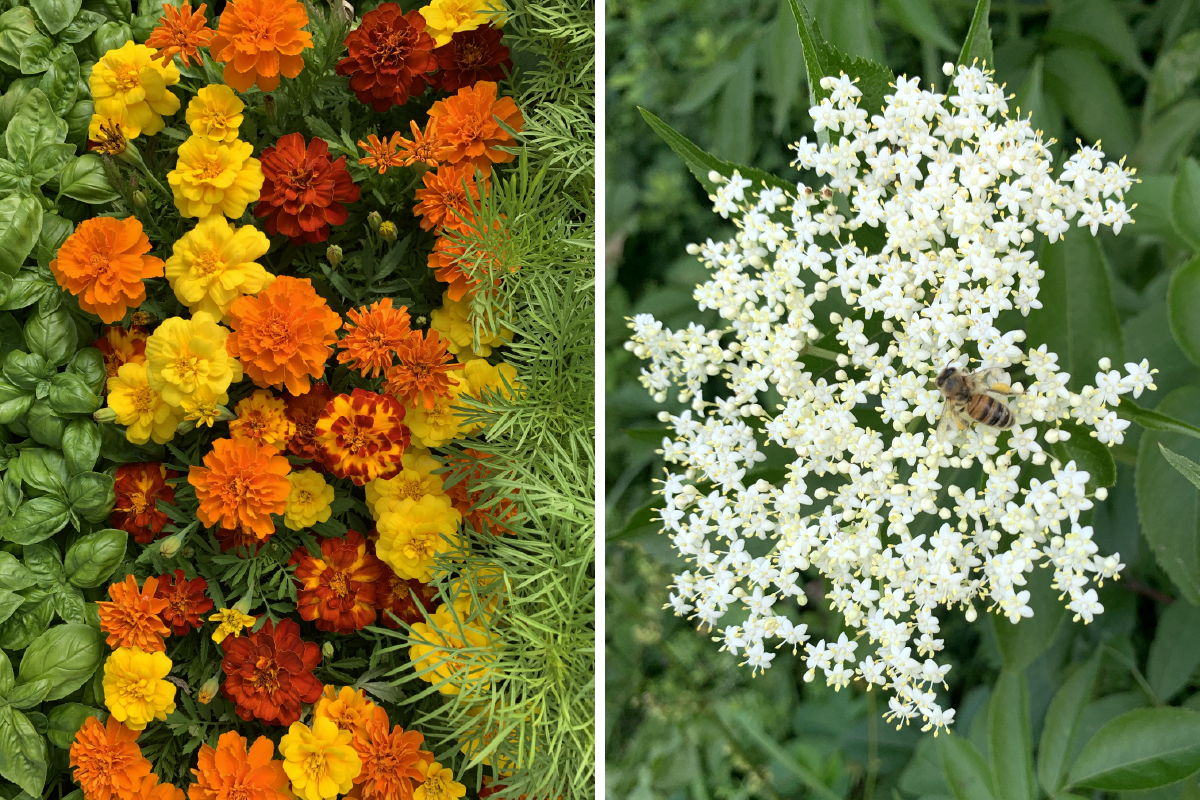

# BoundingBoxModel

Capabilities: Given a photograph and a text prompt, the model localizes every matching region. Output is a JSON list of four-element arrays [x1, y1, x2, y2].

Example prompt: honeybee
[[935, 365, 1020, 441]]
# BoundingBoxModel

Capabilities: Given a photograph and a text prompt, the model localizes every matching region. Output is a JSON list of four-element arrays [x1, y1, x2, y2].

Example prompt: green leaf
[[1047, 423, 1117, 490], [56, 152, 118, 203], [0, 588, 53, 650], [17, 622, 103, 702], [0, 195, 42, 277], [0, 553, 36, 592], [66, 348, 106, 396], [62, 418, 100, 475], [1121, 399, 1200, 439], [1037, 652, 1101, 795], [98, 421, 164, 463], [1045, 0, 1147, 78], [989, 670, 1035, 800], [36, 48, 78, 118], [48, 371, 99, 415], [938, 732, 997, 800], [1, 497, 70, 545], [6, 678, 50, 709], [52, 584, 86, 624], [1068, 707, 1200, 791], [64, 528, 126, 588], [1146, 595, 1200, 702], [6, 90, 60, 169], [18, 32, 55, 75], [788, 0, 894, 117], [990, 567, 1065, 671], [3, 351, 52, 391], [1135, 99, 1200, 174], [25, 400, 65, 449], [1153, 30, 1200, 111], [0, 706, 46, 796], [956, 0, 993, 69], [1172, 162, 1200, 254], [1170, 257, 1200, 372], [0, 380, 33, 426], [45, 703, 100, 748], [17, 448, 66, 496], [0, 8, 37, 71], [67, 471, 114, 523], [1015, 55, 1063, 145], [881, 0, 956, 51], [1026, 234, 1123, 392], [711, 42, 756, 165], [1044, 49, 1136, 157], [24, 304, 77, 366], [30, 0, 82, 35], [58, 8, 104, 43], [0, 649, 12, 695], [0, 588, 23, 628]]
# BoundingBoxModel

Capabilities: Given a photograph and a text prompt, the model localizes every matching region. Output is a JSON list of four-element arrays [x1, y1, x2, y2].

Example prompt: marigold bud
[[132, 190, 147, 209], [321, 641, 335, 659], [326, 244, 343, 266], [197, 676, 219, 705], [378, 220, 397, 242], [367, 211, 382, 231], [158, 532, 183, 558], [93, 407, 117, 424]]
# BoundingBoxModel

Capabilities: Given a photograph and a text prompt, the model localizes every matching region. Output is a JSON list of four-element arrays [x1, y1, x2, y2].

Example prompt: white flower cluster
[[626, 65, 1158, 733]]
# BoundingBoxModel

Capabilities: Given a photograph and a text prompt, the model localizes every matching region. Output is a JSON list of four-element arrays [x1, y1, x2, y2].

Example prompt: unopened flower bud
[[93, 407, 117, 424], [158, 532, 184, 558], [132, 190, 147, 209], [233, 593, 254, 615], [263, 94, 276, 124], [130, 311, 154, 327], [379, 220, 397, 242], [326, 244, 343, 266], [367, 211, 382, 231], [197, 676, 219, 705], [322, 641, 335, 659]]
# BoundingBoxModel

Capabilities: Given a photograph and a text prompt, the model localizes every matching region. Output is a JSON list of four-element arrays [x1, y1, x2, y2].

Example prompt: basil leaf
[[62, 417, 100, 475], [66, 471, 113, 523], [36, 49, 78, 118], [27, 142, 75, 187], [17, 622, 103, 701], [45, 703, 100, 748], [48, 372, 99, 416], [1, 498, 70, 545], [0, 195, 42, 277], [57, 152, 118, 204], [25, 400, 65, 450], [0, 588, 23, 628], [17, 31, 54, 75], [0, 552, 36, 592], [3, 351, 51, 391], [0, 587, 53, 650], [0, 379, 33, 426], [16, 449, 66, 497], [0, 270, 52, 311], [0, 8, 37, 71], [51, 585, 86, 623], [64, 528, 125, 588], [89, 20, 130, 60], [6, 678, 51, 709], [30, 0, 82, 35], [22, 542, 63, 588], [62, 97, 91, 150], [65, 348, 105, 395], [0, 706, 47, 796], [23, 304, 76, 366], [0, 650, 12, 695], [58, 9, 104, 43]]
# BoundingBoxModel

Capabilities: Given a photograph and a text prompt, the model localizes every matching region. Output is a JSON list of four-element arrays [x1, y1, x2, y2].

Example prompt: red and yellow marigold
[[292, 530, 386, 633], [111, 462, 177, 544]]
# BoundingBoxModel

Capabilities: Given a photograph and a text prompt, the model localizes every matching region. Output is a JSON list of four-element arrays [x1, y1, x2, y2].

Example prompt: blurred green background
[[605, 1, 1200, 798]]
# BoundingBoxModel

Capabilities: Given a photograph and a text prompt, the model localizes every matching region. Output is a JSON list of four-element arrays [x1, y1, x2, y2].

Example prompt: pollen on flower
[[627, 65, 1146, 734]]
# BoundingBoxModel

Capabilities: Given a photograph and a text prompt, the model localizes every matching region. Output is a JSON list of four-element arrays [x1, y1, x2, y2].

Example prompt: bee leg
[[988, 382, 1022, 396]]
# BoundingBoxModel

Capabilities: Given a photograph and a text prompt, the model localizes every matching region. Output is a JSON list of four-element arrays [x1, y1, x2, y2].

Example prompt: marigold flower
[[285, 382, 336, 462], [103, 646, 177, 730], [402, 379, 467, 449], [230, 389, 295, 451], [145, 2, 215, 67], [222, 617, 322, 725], [145, 312, 242, 408], [444, 449, 518, 535], [191, 437, 291, 537], [96, 325, 150, 381], [209, 0, 313, 92], [450, 358, 518, 438], [50, 216, 164, 324], [136, 773, 186, 800], [186, 84, 245, 142], [89, 109, 130, 155], [413, 163, 486, 233], [358, 133, 404, 175], [227, 276, 342, 395], [189, 730, 293, 800], [395, 117, 447, 168], [384, 329, 463, 410], [375, 494, 461, 582], [216, 524, 273, 555], [285, 468, 334, 530], [375, 568, 439, 629], [366, 447, 444, 518], [111, 462, 178, 544], [209, 606, 257, 643], [168, 135, 264, 219], [337, 4, 437, 112], [165, 216, 273, 322], [255, 133, 361, 244], [314, 685, 377, 742], [350, 707, 435, 800], [408, 605, 493, 696], [281, 717, 362, 800], [292, 530, 385, 633], [427, 81, 522, 176], [69, 715, 153, 800], [197, 675, 220, 704], [430, 24, 511, 91], [155, 569, 214, 635], [419, 0, 506, 46], [337, 298, 412, 379], [414, 762, 466, 800], [107, 363, 181, 445], [315, 389, 411, 485], [98, 575, 171, 652], [430, 291, 511, 360], [90, 41, 181, 138]]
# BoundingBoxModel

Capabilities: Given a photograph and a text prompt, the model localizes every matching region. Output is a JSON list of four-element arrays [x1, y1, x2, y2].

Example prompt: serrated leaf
[[788, 0, 894, 118], [957, 0, 993, 69]]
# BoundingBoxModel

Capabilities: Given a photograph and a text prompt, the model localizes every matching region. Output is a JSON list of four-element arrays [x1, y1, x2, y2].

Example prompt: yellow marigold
[[279, 717, 362, 800], [408, 605, 494, 696], [209, 606, 257, 644], [186, 84, 245, 142], [415, 761, 466, 800], [103, 646, 177, 731], [168, 135, 264, 219], [429, 292, 511, 362], [418, 0, 505, 46], [365, 447, 444, 519], [90, 41, 181, 138], [314, 685, 377, 743], [284, 468, 334, 530], [145, 312, 242, 408], [403, 375, 467, 449], [164, 215, 273, 321], [107, 362, 182, 445], [375, 494, 461, 582], [453, 358, 519, 436], [230, 389, 295, 451]]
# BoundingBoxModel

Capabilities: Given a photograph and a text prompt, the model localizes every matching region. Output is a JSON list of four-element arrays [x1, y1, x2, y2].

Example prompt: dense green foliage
[[607, 1, 1200, 798]]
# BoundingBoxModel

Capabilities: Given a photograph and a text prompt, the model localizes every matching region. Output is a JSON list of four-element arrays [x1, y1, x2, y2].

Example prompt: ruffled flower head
[[284, 468, 334, 530], [280, 717, 363, 800], [164, 215, 273, 321], [413, 163, 487, 233], [186, 84, 245, 142], [255, 133, 361, 244], [189, 730, 293, 800], [427, 81, 522, 176], [314, 389, 411, 485], [98, 575, 171, 652], [190, 437, 292, 537], [384, 329, 462, 410], [229, 389, 296, 451], [337, 4, 437, 112], [408, 605, 494, 696], [375, 568, 439, 629], [337, 298, 412, 378], [145, 311, 242, 408], [351, 707, 435, 800], [414, 762, 466, 800], [209, 0, 313, 91], [430, 291, 511, 360], [168, 136, 264, 219], [96, 324, 150, 380], [103, 646, 177, 730], [431, 24, 511, 91], [106, 363, 182, 445], [314, 685, 378, 742], [419, 0, 506, 46], [50, 216, 164, 324], [402, 376, 466, 449], [285, 382, 336, 462], [375, 494, 462, 582], [145, 2, 215, 67], [155, 569, 214, 635], [90, 41, 181, 138], [221, 617, 322, 726], [292, 530, 385, 633], [366, 447, 445, 518], [227, 276, 342, 395], [69, 716, 153, 800], [111, 461, 178, 544]]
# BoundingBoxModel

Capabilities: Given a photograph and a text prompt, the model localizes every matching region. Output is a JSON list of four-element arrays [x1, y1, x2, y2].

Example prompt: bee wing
[[936, 406, 963, 445]]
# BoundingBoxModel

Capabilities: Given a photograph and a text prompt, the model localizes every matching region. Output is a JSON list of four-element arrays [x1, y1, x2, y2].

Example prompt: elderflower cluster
[[626, 65, 1158, 734]]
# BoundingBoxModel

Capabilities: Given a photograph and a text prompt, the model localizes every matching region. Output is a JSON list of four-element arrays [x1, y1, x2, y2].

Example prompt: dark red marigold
[[284, 381, 336, 466], [215, 523, 273, 555], [375, 564, 438, 628], [220, 617, 322, 726], [431, 24, 511, 92], [336, 3, 437, 112], [155, 569, 214, 636], [255, 133, 360, 244], [111, 462, 178, 544], [290, 530, 386, 634]]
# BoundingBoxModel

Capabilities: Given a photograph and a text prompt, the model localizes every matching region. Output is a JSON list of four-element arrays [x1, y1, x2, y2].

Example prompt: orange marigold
[[396, 118, 447, 168], [98, 574, 172, 652], [136, 773, 186, 800], [412, 163, 487, 234], [208, 0, 313, 92], [337, 298, 412, 379], [445, 449, 518, 536], [291, 530, 385, 633], [315, 685, 378, 743], [427, 81, 523, 176], [50, 217, 165, 324], [384, 329, 462, 409], [189, 730, 293, 800], [285, 382, 336, 463], [190, 437, 292, 538], [69, 716, 153, 800], [427, 219, 512, 302], [229, 389, 296, 451], [227, 276, 342, 395], [349, 707, 434, 800], [358, 133, 404, 175], [144, 2, 215, 67], [96, 325, 150, 380], [315, 389, 410, 485]]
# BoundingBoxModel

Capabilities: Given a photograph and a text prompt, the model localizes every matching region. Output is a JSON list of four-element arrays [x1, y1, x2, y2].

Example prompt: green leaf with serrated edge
[[1037, 651, 1101, 795], [1135, 98, 1200, 174], [1152, 30, 1200, 111], [990, 566, 1065, 671], [1146, 595, 1200, 702], [990, 670, 1035, 800], [1169, 257, 1200, 369], [1068, 707, 1200, 791], [1161, 443, 1200, 490], [938, 732, 997, 800], [957, 0, 993, 69], [787, 0, 894, 119]]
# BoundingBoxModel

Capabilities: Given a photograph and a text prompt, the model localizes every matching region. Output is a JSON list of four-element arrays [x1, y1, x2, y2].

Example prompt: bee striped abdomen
[[966, 394, 1014, 429]]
